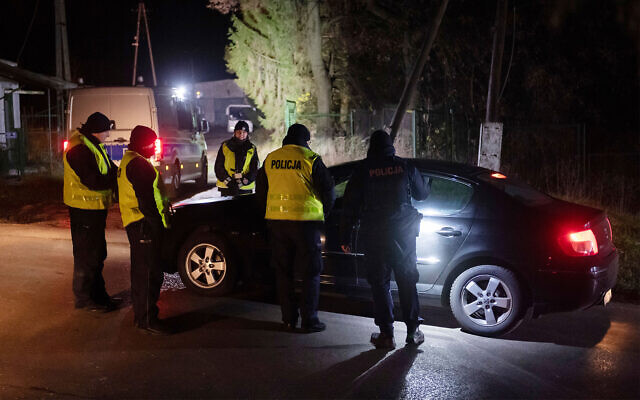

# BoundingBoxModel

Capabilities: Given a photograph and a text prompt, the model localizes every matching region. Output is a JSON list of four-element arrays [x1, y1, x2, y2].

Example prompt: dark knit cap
[[234, 120, 250, 132], [130, 125, 157, 149], [367, 129, 395, 158], [79, 112, 112, 134], [282, 123, 311, 146]]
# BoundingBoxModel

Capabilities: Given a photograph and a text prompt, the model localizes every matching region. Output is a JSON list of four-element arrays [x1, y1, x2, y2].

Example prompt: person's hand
[[340, 244, 350, 254]]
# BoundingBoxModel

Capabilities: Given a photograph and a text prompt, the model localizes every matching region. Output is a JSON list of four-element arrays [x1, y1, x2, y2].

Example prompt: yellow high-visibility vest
[[117, 150, 169, 228], [63, 131, 113, 210], [264, 144, 324, 221], [216, 142, 256, 191]]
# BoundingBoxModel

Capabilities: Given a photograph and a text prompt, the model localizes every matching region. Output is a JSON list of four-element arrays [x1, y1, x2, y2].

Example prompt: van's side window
[[156, 94, 178, 130], [176, 102, 195, 131]]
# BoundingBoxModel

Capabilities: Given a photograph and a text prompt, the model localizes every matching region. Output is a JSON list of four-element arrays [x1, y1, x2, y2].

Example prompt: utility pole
[[478, 0, 508, 170], [389, 0, 449, 143], [54, 0, 71, 82], [132, 2, 157, 86], [54, 0, 71, 161]]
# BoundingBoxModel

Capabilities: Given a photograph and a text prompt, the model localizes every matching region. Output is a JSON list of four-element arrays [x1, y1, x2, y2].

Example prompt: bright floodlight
[[173, 86, 186, 100]]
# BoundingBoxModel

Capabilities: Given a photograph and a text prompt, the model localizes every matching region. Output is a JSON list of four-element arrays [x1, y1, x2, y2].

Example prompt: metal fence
[[20, 107, 62, 174], [293, 108, 416, 165]]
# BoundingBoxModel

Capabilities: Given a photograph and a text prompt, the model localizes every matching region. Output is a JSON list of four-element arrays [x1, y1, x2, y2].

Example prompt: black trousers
[[360, 230, 420, 335], [69, 207, 109, 307], [125, 219, 164, 325], [267, 220, 323, 325]]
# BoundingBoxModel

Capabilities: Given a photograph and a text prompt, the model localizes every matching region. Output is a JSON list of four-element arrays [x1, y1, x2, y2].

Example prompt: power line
[[16, 0, 40, 64]]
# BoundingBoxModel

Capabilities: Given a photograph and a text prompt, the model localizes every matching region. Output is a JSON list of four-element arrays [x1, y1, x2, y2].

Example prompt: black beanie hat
[[130, 125, 157, 150], [367, 129, 395, 158], [234, 120, 250, 132], [79, 112, 112, 134], [283, 123, 311, 147]]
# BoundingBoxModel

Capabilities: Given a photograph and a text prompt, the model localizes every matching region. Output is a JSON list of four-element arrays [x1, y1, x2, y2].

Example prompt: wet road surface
[[0, 223, 638, 399]]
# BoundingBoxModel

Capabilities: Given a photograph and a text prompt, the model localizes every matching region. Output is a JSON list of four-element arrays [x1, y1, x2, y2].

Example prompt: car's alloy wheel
[[185, 243, 226, 289], [459, 274, 512, 326], [177, 232, 237, 296], [450, 265, 524, 337]]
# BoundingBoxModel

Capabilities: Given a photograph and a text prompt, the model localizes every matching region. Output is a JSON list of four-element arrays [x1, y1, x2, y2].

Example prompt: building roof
[[0, 60, 77, 90]]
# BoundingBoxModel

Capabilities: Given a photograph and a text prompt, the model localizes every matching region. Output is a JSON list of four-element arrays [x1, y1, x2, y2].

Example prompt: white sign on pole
[[477, 122, 503, 171]]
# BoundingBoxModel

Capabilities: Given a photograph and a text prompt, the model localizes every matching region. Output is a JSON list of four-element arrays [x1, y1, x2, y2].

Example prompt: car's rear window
[[478, 173, 553, 206]]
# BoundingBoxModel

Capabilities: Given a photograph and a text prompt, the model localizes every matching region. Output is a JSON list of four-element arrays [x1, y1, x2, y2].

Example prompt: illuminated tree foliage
[[209, 0, 638, 142], [208, 0, 316, 132]]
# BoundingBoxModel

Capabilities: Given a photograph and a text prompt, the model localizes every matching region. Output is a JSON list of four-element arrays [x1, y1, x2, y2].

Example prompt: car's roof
[[329, 158, 491, 179]]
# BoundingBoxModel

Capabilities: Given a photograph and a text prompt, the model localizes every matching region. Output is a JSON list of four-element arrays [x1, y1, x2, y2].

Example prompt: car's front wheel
[[177, 232, 237, 296], [450, 265, 524, 337]]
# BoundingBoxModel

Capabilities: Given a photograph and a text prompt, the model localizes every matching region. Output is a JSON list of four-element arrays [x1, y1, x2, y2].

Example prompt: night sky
[[1, 0, 233, 86]]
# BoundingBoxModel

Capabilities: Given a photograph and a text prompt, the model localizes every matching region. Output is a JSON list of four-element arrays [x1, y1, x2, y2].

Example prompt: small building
[[0, 61, 21, 142], [0, 59, 76, 175], [0, 60, 22, 175]]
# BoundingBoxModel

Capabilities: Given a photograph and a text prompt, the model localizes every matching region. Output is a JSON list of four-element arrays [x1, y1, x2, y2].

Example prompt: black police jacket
[[340, 149, 430, 244]]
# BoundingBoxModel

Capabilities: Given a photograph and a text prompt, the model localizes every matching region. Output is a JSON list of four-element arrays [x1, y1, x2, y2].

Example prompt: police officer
[[215, 120, 259, 196], [118, 125, 171, 335], [256, 123, 335, 332], [340, 130, 430, 348], [64, 112, 119, 312]]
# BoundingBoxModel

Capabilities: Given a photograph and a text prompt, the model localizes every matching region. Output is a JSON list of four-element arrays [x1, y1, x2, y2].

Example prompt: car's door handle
[[436, 227, 462, 237]]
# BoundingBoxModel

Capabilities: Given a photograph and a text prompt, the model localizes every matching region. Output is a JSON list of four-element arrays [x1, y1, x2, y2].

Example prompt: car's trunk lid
[[537, 199, 615, 257]]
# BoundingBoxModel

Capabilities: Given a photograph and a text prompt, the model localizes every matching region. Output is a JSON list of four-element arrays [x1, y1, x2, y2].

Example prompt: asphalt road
[[0, 223, 638, 399]]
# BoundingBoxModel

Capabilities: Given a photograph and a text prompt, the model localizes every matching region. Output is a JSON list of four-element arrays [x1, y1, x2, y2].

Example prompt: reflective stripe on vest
[[63, 131, 113, 210], [264, 144, 324, 221], [216, 142, 256, 190], [117, 150, 169, 228]]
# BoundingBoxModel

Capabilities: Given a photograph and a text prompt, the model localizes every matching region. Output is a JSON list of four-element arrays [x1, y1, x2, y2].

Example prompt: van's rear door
[[68, 88, 154, 162]]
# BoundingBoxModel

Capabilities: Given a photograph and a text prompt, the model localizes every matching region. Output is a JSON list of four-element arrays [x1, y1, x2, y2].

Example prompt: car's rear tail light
[[558, 229, 599, 256], [154, 138, 162, 160], [491, 172, 507, 179], [63, 140, 69, 151]]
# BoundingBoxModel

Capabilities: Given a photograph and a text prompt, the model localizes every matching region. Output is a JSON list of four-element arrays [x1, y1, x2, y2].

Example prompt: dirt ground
[[0, 175, 123, 229]]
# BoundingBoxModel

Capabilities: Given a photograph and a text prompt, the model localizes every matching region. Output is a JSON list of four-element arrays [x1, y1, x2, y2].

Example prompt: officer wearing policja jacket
[[215, 120, 259, 196], [340, 130, 430, 349], [118, 125, 171, 335], [256, 123, 335, 333], [63, 112, 120, 312]]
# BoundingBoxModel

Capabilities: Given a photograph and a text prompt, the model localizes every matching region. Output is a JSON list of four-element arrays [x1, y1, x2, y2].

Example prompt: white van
[[225, 104, 255, 133], [66, 86, 209, 191]]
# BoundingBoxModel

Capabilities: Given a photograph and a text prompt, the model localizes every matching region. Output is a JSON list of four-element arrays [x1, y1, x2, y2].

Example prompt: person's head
[[282, 123, 311, 147], [367, 129, 395, 158], [129, 125, 158, 158], [233, 121, 250, 141], [79, 112, 113, 141]]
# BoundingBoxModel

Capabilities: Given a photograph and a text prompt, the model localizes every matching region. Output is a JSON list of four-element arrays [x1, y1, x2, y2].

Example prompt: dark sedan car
[[163, 159, 618, 336]]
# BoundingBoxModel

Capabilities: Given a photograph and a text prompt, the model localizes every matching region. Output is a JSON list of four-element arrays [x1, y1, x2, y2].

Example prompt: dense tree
[[209, 1, 638, 145]]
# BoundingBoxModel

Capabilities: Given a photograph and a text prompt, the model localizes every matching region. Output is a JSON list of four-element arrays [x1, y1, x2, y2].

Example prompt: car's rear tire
[[195, 156, 208, 187], [177, 232, 237, 296], [166, 160, 181, 198], [171, 161, 181, 192], [450, 265, 524, 337]]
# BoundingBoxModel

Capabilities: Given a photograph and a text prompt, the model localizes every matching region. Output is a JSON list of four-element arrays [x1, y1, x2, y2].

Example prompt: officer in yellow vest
[[118, 125, 171, 335], [63, 112, 119, 312], [215, 120, 259, 196], [255, 123, 335, 333]]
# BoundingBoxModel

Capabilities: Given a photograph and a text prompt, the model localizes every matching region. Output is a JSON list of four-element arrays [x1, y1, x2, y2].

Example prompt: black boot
[[136, 318, 172, 335], [370, 332, 396, 349]]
